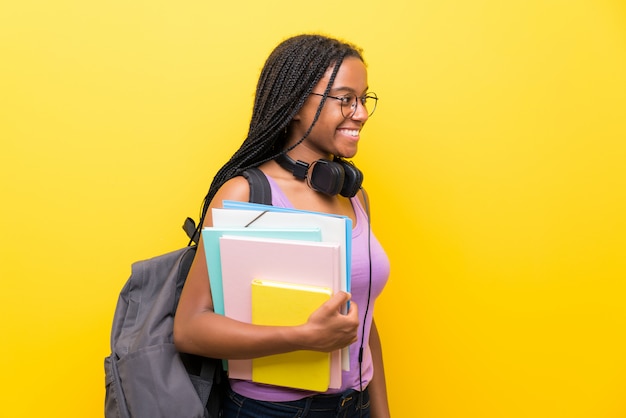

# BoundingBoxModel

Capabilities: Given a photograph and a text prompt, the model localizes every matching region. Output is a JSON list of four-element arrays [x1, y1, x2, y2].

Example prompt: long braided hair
[[196, 34, 364, 230]]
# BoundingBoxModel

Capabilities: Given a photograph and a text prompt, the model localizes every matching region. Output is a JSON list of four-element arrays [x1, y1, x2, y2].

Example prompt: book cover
[[214, 202, 352, 372], [218, 234, 343, 387], [201, 227, 322, 316], [220, 201, 353, 287], [212, 205, 351, 295], [251, 279, 332, 391]]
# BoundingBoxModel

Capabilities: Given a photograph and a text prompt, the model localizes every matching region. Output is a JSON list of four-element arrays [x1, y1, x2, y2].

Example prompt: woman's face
[[289, 56, 370, 160]]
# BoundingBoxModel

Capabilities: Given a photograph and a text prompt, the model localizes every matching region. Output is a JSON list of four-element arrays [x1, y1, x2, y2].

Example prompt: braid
[[197, 34, 364, 226]]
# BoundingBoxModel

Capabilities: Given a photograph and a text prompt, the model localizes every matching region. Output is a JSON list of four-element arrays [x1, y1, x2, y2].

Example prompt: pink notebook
[[218, 235, 343, 388]]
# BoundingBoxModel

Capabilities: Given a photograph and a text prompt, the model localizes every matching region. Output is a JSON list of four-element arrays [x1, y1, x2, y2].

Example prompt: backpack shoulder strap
[[183, 168, 273, 244], [242, 167, 272, 205]]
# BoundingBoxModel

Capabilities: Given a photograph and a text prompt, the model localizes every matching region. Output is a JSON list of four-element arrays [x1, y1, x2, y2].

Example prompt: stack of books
[[201, 201, 351, 392]]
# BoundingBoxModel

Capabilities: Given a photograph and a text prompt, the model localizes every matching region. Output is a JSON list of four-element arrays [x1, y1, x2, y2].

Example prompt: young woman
[[174, 34, 391, 418]]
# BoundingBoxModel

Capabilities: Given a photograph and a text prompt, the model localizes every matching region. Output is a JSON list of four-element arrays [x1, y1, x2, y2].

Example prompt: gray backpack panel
[[105, 168, 271, 418], [105, 246, 218, 418]]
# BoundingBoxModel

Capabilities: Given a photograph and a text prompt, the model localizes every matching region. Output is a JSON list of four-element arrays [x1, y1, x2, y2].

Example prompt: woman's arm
[[173, 176, 359, 359], [368, 319, 391, 418]]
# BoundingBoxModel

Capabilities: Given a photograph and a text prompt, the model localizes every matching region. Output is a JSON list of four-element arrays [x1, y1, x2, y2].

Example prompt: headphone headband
[[275, 153, 309, 180]]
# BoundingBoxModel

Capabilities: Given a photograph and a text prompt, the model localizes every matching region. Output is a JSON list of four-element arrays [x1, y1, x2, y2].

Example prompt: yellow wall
[[1, 1, 625, 417]]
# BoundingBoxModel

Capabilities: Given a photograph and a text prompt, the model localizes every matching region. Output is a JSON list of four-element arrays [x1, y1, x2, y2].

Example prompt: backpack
[[105, 168, 272, 418]]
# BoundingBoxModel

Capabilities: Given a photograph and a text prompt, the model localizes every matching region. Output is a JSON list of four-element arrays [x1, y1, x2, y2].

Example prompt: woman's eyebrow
[[329, 86, 370, 95]]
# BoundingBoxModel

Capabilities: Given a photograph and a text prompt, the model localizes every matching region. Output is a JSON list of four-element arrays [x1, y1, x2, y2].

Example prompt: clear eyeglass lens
[[341, 94, 377, 118]]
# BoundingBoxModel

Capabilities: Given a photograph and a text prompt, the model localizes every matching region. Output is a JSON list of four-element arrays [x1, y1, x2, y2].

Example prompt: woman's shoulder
[[211, 176, 251, 207], [355, 187, 368, 208]]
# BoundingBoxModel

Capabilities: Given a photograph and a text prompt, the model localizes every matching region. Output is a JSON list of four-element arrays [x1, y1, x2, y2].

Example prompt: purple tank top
[[230, 174, 390, 402]]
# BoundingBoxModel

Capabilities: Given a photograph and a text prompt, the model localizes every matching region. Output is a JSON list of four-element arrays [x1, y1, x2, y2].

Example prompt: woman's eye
[[339, 96, 353, 105]]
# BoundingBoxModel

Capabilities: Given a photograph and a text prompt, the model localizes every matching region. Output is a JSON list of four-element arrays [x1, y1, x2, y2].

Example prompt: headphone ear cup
[[336, 159, 363, 197], [308, 160, 346, 196]]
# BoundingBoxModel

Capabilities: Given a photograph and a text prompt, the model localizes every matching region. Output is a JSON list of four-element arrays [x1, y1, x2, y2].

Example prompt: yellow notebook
[[251, 279, 332, 391]]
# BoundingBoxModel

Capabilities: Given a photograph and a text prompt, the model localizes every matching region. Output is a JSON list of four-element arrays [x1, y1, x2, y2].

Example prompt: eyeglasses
[[310, 92, 378, 118]]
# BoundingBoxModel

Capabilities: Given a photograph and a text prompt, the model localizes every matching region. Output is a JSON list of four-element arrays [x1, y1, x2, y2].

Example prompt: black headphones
[[275, 153, 364, 197]]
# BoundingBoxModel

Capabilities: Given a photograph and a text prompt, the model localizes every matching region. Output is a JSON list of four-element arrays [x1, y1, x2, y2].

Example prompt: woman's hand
[[296, 292, 359, 352]]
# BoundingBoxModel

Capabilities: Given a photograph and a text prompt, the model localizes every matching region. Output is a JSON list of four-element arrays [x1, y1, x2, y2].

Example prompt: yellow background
[[1, 0, 625, 417]]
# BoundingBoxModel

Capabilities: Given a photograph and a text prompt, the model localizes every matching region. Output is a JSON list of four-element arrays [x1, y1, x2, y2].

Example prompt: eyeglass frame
[[310, 91, 378, 119]]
